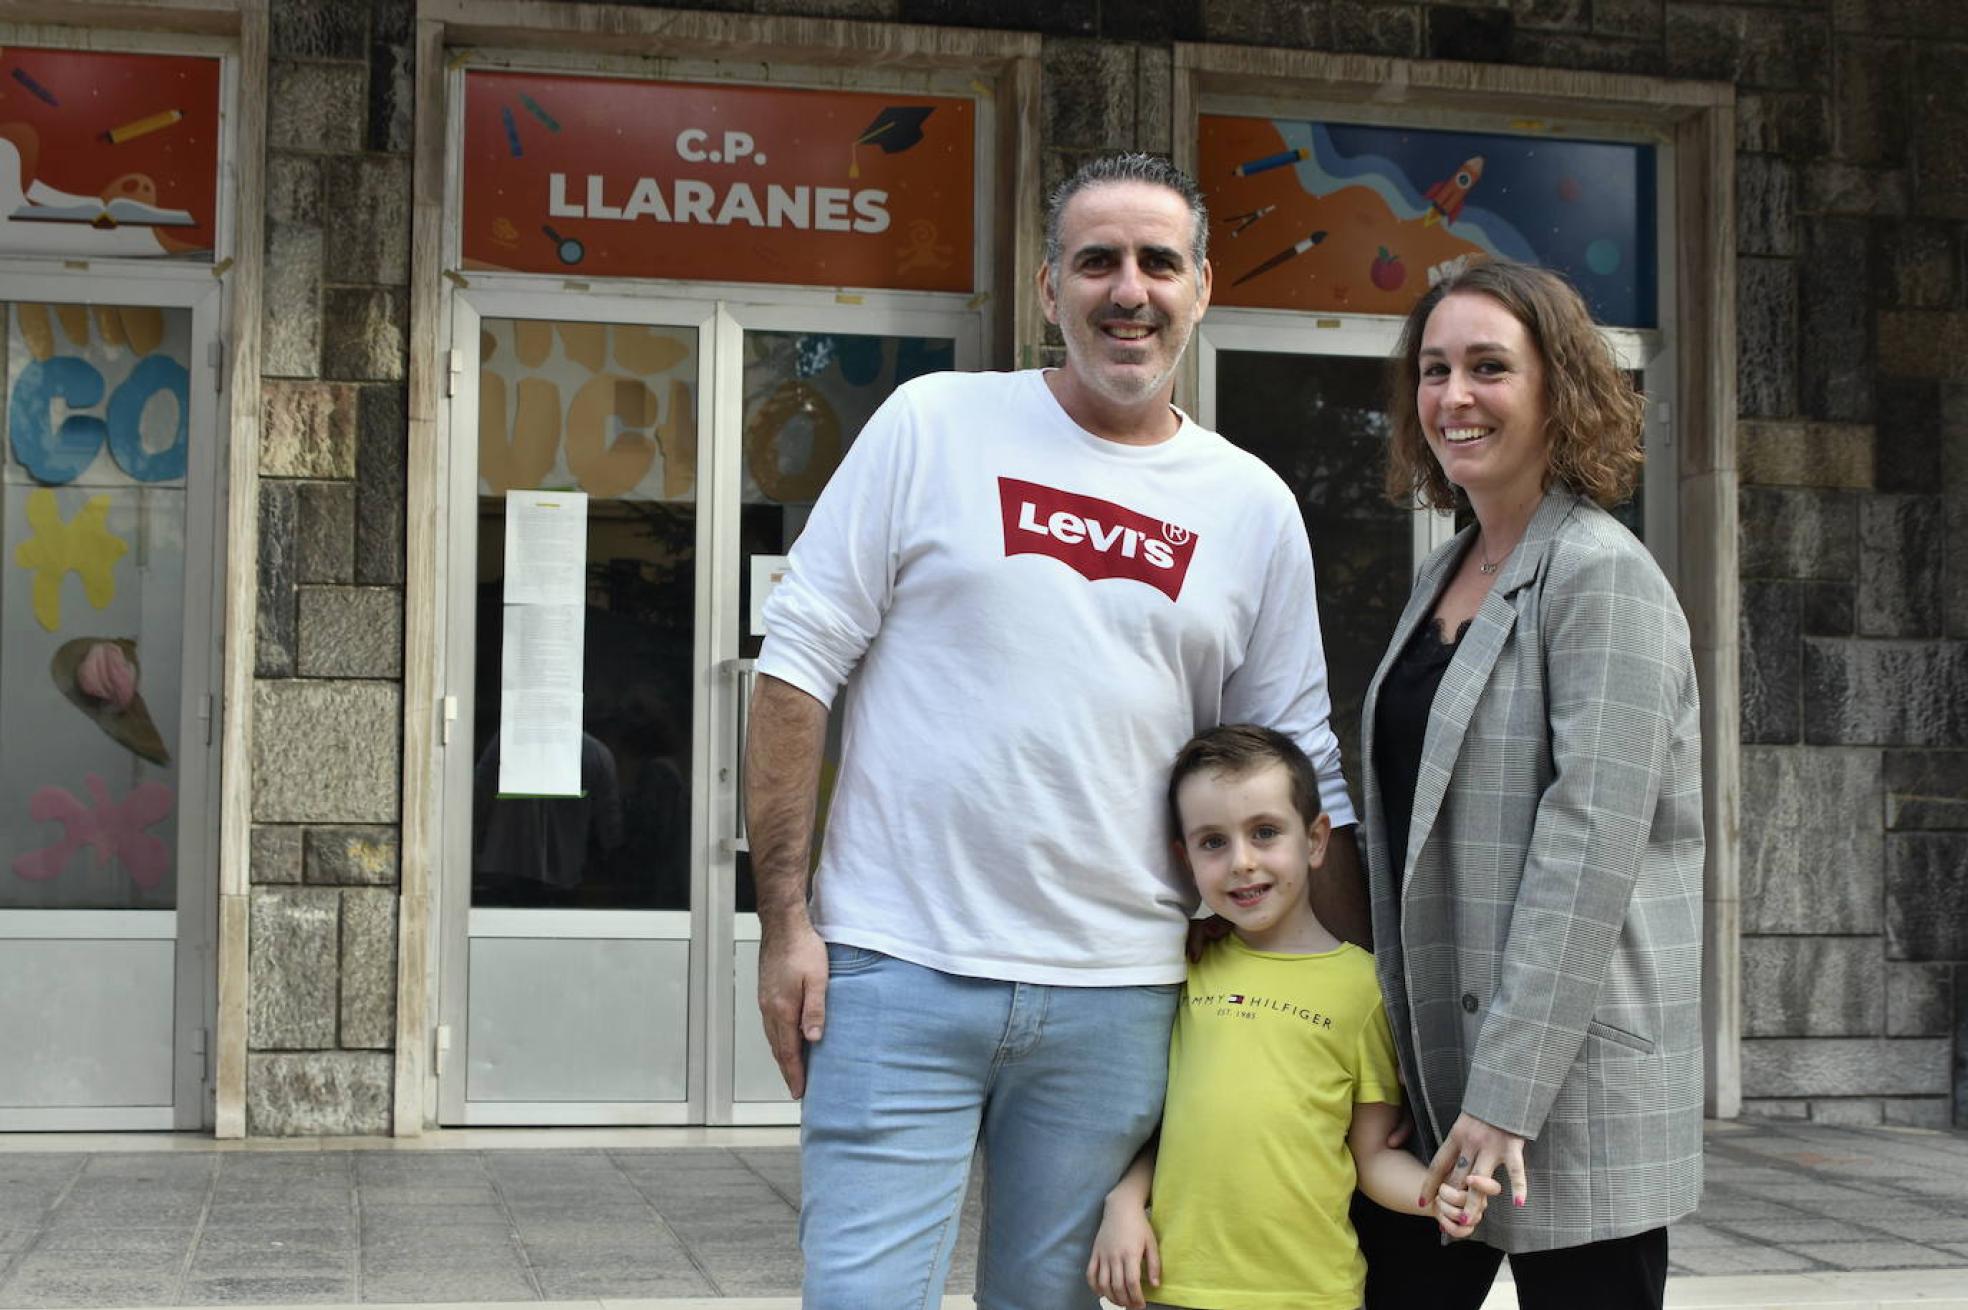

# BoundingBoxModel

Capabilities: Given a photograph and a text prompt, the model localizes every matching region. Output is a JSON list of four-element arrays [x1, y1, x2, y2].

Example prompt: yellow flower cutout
[[12, 489, 128, 632]]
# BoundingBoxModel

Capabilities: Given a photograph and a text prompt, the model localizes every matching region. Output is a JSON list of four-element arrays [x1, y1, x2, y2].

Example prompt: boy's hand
[[1432, 1172, 1502, 1240], [1086, 1199, 1160, 1309]]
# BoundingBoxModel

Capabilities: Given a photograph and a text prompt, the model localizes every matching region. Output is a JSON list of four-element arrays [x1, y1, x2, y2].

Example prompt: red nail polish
[[1513, 1196, 1525, 1207], [1457, 1212, 1470, 1224], [1419, 1196, 1429, 1208]]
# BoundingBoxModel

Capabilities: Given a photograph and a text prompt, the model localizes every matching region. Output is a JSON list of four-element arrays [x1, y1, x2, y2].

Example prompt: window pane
[[1215, 350, 1409, 805], [734, 330, 954, 912], [1, 302, 191, 910], [471, 318, 698, 911]]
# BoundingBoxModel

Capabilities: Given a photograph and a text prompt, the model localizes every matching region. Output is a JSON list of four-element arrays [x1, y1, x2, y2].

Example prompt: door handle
[[726, 658, 756, 854]]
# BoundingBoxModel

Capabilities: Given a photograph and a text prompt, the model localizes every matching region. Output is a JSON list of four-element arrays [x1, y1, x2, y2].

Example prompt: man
[[746, 153, 1366, 1309]]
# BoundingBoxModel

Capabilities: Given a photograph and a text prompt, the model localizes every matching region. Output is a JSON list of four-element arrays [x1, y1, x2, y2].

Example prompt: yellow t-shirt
[[1147, 935, 1401, 1310]]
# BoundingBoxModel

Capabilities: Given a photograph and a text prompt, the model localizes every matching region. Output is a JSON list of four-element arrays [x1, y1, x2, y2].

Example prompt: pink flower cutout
[[12, 774, 174, 890]]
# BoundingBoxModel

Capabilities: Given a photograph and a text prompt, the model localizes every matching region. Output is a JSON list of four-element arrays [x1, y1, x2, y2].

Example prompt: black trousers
[[1350, 1193, 1669, 1310]]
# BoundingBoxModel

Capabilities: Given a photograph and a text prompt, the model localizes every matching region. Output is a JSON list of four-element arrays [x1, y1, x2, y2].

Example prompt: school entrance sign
[[461, 71, 975, 293]]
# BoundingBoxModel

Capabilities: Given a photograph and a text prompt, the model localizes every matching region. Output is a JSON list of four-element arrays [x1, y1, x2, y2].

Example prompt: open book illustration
[[10, 190, 195, 227], [0, 124, 202, 255]]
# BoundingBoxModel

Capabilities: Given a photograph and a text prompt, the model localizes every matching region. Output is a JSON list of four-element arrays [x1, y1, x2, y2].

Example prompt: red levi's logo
[[997, 477, 1200, 602]]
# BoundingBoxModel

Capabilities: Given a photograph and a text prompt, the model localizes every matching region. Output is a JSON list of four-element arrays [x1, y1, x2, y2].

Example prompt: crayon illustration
[[519, 94, 561, 132], [9, 66, 57, 106], [102, 109, 182, 145], [1233, 147, 1308, 178]]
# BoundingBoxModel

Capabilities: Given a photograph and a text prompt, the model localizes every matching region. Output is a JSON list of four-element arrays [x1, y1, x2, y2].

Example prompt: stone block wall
[[885, 0, 1968, 1128], [247, 0, 412, 1136], [1726, 0, 1968, 1125], [228, 0, 1968, 1130]]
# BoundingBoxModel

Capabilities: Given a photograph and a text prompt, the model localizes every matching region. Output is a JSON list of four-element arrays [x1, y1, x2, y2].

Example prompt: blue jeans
[[799, 944, 1178, 1310]]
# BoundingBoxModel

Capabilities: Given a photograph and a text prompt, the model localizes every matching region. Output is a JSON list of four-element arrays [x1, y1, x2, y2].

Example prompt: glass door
[[712, 304, 978, 1124], [440, 292, 716, 1125], [1199, 319, 1449, 802], [439, 290, 979, 1125], [0, 280, 223, 1130], [1199, 316, 1668, 802]]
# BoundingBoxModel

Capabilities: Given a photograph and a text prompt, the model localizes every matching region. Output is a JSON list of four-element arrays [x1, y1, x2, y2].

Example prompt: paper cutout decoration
[[12, 488, 129, 631], [11, 773, 174, 890], [8, 335, 191, 484], [51, 638, 170, 765]]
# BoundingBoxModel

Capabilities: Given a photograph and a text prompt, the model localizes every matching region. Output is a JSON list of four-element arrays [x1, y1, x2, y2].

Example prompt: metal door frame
[[436, 287, 981, 1126], [0, 265, 228, 1131], [709, 299, 982, 1125], [437, 287, 718, 1126]]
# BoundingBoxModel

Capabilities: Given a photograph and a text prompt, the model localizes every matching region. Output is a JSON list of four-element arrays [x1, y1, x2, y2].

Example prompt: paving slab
[[355, 1270, 539, 1303], [34, 1228, 197, 1256], [0, 1269, 183, 1309], [178, 1278, 353, 1307], [0, 1120, 1961, 1305]]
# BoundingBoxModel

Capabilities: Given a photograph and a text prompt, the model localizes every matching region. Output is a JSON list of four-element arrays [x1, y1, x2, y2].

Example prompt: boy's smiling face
[[1175, 762, 1332, 953]]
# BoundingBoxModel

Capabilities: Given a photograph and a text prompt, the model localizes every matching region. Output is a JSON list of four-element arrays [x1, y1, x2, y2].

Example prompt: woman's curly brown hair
[[1384, 260, 1645, 512]]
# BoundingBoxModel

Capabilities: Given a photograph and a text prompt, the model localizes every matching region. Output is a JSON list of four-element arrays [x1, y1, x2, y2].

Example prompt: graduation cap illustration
[[849, 106, 935, 177], [51, 638, 171, 766]]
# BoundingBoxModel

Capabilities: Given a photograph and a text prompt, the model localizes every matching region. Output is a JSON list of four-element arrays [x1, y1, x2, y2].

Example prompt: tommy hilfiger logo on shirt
[[997, 477, 1199, 601]]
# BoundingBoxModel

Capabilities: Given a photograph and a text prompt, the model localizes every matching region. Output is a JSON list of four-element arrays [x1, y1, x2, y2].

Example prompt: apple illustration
[[1371, 246, 1406, 292]]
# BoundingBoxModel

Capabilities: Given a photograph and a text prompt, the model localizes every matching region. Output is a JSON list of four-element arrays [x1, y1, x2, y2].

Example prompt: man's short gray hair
[[1043, 153, 1209, 274]]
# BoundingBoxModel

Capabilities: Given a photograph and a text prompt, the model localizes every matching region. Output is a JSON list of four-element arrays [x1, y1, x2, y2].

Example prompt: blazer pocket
[[1586, 1018, 1656, 1055]]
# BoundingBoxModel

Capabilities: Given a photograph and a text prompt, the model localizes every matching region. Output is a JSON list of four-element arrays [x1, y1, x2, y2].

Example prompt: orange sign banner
[[0, 47, 220, 260], [462, 72, 975, 293]]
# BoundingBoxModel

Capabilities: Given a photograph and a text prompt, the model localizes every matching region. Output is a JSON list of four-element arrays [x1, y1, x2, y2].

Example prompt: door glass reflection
[[1215, 351, 1411, 805], [472, 318, 697, 910], [735, 330, 954, 911], [0, 301, 191, 911]]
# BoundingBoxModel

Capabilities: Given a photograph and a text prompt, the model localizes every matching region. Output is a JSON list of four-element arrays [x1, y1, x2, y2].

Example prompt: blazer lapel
[[1401, 490, 1579, 888]]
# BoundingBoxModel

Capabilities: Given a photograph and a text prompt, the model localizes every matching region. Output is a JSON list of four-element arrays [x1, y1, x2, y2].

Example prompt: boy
[[1087, 725, 1495, 1310]]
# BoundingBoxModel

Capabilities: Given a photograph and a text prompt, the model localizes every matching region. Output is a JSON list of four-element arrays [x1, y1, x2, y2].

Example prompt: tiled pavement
[[0, 1118, 1963, 1307]]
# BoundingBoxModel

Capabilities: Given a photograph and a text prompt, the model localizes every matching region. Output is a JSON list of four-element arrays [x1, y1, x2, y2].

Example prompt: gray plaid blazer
[[1360, 488, 1705, 1253]]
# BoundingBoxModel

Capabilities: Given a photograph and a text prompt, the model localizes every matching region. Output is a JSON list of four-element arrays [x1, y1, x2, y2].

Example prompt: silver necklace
[[1478, 538, 1503, 576]]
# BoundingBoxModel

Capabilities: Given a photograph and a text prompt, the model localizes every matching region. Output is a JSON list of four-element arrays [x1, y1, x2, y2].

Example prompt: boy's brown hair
[[1166, 724, 1322, 839]]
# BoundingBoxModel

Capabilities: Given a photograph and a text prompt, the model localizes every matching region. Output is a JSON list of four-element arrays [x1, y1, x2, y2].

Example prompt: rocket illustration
[[1422, 155, 1485, 227]]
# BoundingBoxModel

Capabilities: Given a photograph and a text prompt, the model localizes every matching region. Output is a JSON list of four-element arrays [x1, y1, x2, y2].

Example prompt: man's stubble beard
[[1059, 304, 1197, 409]]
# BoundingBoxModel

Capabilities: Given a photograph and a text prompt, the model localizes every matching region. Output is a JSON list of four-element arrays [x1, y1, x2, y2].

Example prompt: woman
[[1353, 260, 1704, 1309]]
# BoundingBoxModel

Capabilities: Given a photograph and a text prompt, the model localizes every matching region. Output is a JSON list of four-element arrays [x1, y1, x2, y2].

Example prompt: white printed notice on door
[[499, 490, 587, 796]]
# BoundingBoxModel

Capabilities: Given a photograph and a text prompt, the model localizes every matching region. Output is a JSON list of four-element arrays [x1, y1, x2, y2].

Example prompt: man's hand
[[1312, 823, 1371, 949], [1184, 914, 1230, 962], [745, 674, 831, 1099], [1422, 1111, 1529, 1213], [758, 920, 829, 1099]]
